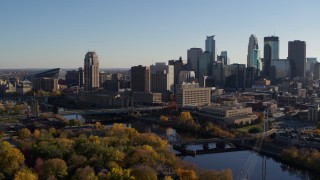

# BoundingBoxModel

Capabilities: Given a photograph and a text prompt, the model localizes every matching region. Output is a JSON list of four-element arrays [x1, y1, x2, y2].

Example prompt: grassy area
[[237, 123, 263, 133]]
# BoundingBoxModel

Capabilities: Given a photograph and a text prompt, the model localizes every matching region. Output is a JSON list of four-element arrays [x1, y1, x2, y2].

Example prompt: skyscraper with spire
[[247, 34, 262, 71], [84, 51, 100, 91]]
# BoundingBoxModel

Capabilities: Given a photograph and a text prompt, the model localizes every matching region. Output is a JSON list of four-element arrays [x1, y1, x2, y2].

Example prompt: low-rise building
[[198, 103, 257, 125], [132, 92, 162, 105], [176, 83, 211, 108]]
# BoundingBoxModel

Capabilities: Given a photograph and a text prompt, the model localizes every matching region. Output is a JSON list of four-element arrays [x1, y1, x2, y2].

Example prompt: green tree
[[42, 158, 68, 179]]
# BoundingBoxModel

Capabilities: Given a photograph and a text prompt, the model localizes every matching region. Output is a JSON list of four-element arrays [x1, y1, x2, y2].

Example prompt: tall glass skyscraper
[[247, 34, 262, 71], [205, 35, 216, 61], [263, 36, 279, 78]]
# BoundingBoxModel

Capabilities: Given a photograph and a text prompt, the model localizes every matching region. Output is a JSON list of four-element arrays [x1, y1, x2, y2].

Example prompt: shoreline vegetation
[[0, 123, 233, 180]]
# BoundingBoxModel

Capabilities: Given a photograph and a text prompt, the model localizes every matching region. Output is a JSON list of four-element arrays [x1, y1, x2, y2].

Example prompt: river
[[63, 114, 318, 179]]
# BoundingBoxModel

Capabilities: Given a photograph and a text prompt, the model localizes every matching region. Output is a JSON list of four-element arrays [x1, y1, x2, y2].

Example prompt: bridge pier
[[216, 142, 226, 149], [203, 143, 209, 150]]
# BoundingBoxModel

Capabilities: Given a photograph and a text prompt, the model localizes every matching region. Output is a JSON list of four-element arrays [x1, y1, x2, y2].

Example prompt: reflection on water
[[64, 114, 317, 179]]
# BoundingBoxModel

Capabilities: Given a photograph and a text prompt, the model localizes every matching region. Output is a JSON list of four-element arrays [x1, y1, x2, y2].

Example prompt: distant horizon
[[1, 1, 319, 68]]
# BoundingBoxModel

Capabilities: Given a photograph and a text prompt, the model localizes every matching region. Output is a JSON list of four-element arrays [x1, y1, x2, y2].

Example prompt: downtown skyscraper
[[247, 34, 262, 71], [205, 35, 216, 61], [84, 51, 100, 91], [263, 36, 279, 78], [288, 40, 306, 78]]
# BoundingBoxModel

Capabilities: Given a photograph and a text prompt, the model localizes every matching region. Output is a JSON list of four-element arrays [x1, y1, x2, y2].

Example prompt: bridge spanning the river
[[59, 106, 166, 115]]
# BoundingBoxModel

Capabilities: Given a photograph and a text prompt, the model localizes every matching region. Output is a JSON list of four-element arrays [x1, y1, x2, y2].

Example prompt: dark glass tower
[[263, 36, 279, 78], [288, 40, 306, 78]]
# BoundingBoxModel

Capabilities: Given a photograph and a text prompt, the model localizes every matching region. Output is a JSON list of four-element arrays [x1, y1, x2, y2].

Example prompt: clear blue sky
[[1, 0, 319, 68]]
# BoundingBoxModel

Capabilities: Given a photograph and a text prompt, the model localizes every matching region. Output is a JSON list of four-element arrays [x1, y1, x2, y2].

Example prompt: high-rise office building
[[84, 51, 100, 91], [179, 71, 196, 84], [187, 48, 203, 77], [198, 51, 212, 86], [150, 62, 174, 93], [263, 36, 279, 78], [247, 35, 262, 71], [225, 64, 246, 90], [288, 40, 306, 78], [212, 61, 224, 88], [306, 58, 317, 78], [205, 35, 216, 61], [270, 59, 290, 80], [131, 65, 150, 92], [220, 51, 230, 65], [168, 57, 185, 88], [314, 62, 320, 80]]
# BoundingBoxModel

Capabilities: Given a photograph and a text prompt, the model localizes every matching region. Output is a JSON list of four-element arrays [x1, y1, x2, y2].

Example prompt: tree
[[106, 167, 134, 180], [33, 129, 41, 140], [69, 119, 80, 128], [34, 157, 44, 175], [199, 169, 232, 180], [0, 141, 25, 176], [160, 115, 169, 122], [94, 122, 103, 130], [14, 168, 38, 180], [71, 166, 97, 180], [175, 168, 197, 180], [131, 166, 157, 180], [19, 128, 31, 139], [48, 127, 58, 137], [42, 158, 68, 179]]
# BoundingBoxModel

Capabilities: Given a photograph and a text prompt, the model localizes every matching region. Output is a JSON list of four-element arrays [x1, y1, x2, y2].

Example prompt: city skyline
[[1, 1, 320, 68]]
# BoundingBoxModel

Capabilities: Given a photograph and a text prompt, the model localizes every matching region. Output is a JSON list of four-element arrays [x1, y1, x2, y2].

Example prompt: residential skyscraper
[[288, 40, 306, 78], [84, 51, 100, 91], [263, 36, 279, 78], [247, 35, 262, 71], [187, 48, 203, 77], [131, 65, 150, 92], [205, 35, 216, 61]]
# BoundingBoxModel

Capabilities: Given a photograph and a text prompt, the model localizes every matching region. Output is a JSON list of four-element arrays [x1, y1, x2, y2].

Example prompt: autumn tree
[[19, 128, 31, 139], [0, 141, 25, 176], [175, 168, 197, 180], [199, 169, 232, 180], [131, 165, 157, 180], [33, 129, 41, 140], [42, 158, 68, 179], [71, 166, 97, 180], [160, 115, 169, 122], [106, 167, 134, 180], [14, 168, 38, 180], [94, 122, 103, 130]]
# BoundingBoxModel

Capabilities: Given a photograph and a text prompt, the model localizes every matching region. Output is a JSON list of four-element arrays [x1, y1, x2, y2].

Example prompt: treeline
[[162, 112, 235, 138], [281, 146, 320, 172], [0, 124, 232, 180]]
